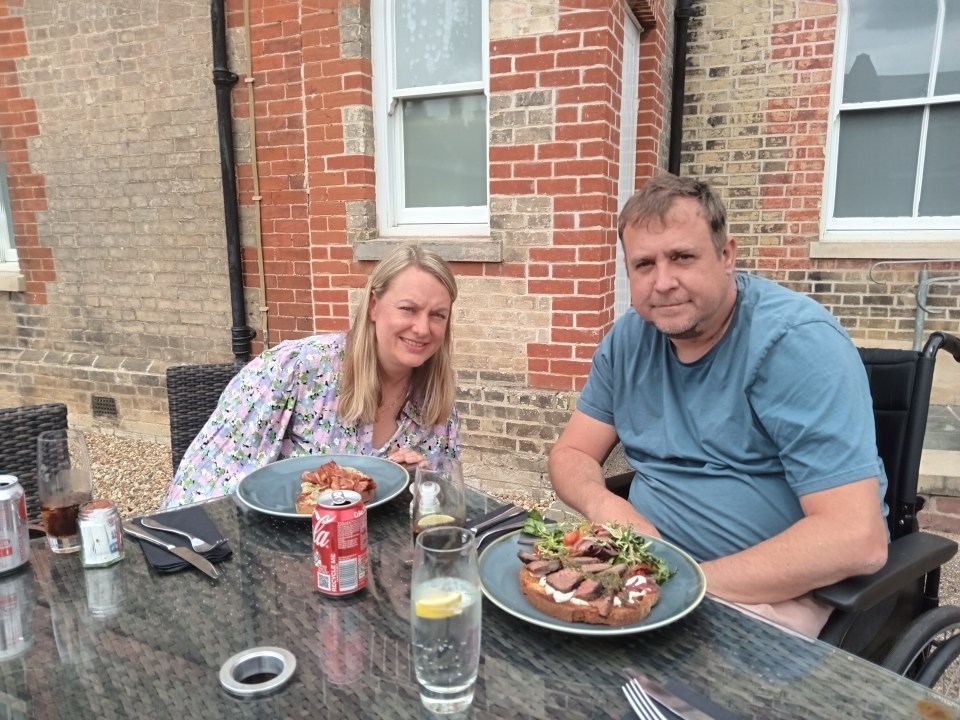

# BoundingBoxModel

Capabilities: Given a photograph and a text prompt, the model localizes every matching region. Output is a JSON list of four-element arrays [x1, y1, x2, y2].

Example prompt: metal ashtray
[[219, 646, 296, 697]]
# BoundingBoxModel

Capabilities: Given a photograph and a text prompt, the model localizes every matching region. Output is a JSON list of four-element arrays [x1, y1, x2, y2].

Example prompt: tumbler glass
[[410, 526, 481, 714], [36, 429, 94, 554], [411, 460, 466, 542]]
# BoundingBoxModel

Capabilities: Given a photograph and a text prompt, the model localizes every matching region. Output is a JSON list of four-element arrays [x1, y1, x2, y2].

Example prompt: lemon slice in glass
[[416, 513, 456, 529], [415, 590, 463, 619]]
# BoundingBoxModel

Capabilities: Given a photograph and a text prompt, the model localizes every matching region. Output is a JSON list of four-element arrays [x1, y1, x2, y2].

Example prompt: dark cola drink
[[41, 494, 87, 539]]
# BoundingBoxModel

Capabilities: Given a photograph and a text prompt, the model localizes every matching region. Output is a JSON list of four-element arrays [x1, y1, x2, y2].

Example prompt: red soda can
[[0, 476, 30, 576], [312, 490, 367, 595]]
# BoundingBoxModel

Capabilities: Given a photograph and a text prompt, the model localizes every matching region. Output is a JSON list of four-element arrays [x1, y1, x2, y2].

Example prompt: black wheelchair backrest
[[859, 332, 960, 540]]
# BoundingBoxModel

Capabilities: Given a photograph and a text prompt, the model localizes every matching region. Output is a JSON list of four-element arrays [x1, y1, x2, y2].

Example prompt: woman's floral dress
[[162, 333, 460, 508]]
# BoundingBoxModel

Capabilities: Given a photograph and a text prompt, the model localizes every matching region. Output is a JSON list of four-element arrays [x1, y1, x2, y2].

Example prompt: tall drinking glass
[[411, 460, 466, 542], [410, 526, 481, 714], [36, 429, 94, 554]]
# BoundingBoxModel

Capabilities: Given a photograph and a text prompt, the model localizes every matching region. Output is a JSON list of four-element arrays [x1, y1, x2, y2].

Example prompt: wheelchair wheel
[[882, 605, 960, 692]]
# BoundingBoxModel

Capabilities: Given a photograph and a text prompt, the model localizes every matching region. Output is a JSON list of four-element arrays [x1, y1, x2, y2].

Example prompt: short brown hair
[[618, 174, 728, 253]]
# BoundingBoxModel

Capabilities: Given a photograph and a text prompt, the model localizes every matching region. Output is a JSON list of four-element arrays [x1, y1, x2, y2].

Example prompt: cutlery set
[[122, 521, 222, 580], [622, 668, 742, 720]]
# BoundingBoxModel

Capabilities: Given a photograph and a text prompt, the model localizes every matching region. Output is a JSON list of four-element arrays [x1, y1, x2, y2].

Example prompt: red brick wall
[[0, 0, 50, 304], [229, 0, 674, 391], [756, 13, 836, 276]]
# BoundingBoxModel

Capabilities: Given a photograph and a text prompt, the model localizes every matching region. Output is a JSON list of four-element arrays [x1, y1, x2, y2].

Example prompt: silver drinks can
[[0, 476, 30, 575]]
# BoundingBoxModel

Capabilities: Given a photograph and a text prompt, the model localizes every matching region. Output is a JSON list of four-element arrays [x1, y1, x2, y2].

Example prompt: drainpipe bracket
[[213, 69, 239, 86]]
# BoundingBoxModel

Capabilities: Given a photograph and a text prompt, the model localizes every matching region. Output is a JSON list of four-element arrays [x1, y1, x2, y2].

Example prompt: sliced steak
[[525, 559, 561, 577], [545, 567, 583, 594], [579, 562, 614, 574], [517, 550, 539, 563], [572, 578, 604, 601]]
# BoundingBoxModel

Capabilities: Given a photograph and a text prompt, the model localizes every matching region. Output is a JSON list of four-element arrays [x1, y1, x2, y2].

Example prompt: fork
[[623, 677, 670, 720], [140, 517, 225, 553]]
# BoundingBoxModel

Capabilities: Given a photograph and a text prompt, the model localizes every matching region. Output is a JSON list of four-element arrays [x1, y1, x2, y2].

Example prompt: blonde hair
[[338, 244, 458, 427]]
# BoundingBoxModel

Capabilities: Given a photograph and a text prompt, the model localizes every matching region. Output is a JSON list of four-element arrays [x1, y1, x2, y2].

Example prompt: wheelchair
[[605, 331, 960, 690]]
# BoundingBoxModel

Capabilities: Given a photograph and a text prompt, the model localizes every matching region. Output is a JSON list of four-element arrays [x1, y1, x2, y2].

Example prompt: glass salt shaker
[[78, 499, 125, 567]]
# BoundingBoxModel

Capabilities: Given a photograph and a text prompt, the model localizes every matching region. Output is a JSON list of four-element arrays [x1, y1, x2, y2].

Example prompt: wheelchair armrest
[[605, 471, 632, 499], [814, 531, 958, 613]]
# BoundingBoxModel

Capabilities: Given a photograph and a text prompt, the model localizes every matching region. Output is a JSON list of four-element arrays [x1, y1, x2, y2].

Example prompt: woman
[[162, 243, 460, 508]]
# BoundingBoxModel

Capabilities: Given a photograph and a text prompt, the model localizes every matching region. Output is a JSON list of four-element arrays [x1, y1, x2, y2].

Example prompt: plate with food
[[478, 511, 706, 636], [236, 454, 409, 519]]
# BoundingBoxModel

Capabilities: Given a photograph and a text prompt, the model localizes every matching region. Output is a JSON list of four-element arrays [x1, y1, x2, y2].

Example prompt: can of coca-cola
[[0, 476, 30, 576], [312, 490, 367, 596]]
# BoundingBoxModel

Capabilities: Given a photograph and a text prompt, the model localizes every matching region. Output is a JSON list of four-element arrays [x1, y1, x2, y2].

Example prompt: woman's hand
[[386, 447, 428, 467]]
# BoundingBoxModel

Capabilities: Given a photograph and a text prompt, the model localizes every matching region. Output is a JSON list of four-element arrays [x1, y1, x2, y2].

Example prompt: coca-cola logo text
[[313, 512, 336, 548]]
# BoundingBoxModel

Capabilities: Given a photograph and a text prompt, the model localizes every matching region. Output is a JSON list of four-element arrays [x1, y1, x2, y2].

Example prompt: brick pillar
[[0, 2, 51, 304]]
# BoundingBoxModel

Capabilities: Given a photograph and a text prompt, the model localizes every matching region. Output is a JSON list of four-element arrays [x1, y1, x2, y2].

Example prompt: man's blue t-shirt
[[577, 273, 888, 562]]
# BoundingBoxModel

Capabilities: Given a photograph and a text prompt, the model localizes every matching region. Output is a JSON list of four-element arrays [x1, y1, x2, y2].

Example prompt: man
[[548, 174, 889, 637]]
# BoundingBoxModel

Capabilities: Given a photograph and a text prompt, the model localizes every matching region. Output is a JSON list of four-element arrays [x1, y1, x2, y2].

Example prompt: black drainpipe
[[668, 0, 696, 175], [211, 0, 254, 363]]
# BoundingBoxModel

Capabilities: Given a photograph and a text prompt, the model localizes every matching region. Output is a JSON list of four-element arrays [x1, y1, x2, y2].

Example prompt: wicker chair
[[166, 363, 241, 470], [0, 403, 69, 524]]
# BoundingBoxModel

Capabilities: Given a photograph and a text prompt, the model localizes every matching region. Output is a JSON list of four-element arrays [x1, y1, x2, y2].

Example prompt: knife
[[123, 521, 220, 580], [466, 505, 527, 534], [625, 668, 741, 720]]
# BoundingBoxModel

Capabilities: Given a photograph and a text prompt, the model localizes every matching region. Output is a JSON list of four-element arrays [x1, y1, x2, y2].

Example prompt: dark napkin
[[131, 505, 232, 574]]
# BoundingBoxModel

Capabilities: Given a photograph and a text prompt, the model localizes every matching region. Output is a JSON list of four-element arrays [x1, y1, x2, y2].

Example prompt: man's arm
[[700, 477, 889, 604], [548, 410, 661, 537]]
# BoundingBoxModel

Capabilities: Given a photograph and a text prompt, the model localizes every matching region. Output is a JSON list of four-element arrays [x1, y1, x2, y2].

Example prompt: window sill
[[0, 270, 25, 292], [353, 237, 502, 263], [811, 237, 960, 260]]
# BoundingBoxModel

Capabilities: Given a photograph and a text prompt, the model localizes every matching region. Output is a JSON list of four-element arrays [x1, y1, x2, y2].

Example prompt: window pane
[[834, 107, 922, 217], [844, 0, 937, 102], [395, 0, 482, 89], [919, 103, 960, 215], [936, 0, 960, 95], [0, 160, 16, 260], [402, 94, 487, 208]]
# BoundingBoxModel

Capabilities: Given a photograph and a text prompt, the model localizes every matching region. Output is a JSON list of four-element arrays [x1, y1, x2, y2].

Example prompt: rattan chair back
[[166, 363, 241, 470], [0, 403, 69, 523]]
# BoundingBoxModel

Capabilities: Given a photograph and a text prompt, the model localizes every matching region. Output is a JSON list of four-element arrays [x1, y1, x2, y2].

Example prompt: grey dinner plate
[[478, 529, 706, 636], [236, 454, 409, 519]]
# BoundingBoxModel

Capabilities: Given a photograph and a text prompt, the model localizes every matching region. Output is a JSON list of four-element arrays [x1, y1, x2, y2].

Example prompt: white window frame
[[821, 0, 960, 249], [0, 160, 18, 271], [371, 0, 490, 237]]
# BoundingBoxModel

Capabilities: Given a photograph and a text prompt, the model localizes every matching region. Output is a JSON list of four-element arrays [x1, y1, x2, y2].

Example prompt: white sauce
[[539, 571, 653, 607]]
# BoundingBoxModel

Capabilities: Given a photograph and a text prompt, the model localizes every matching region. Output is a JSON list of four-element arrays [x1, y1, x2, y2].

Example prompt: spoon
[[140, 517, 225, 553]]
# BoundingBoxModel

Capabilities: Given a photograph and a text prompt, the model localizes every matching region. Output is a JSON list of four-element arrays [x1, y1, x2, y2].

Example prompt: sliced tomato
[[562, 529, 581, 546]]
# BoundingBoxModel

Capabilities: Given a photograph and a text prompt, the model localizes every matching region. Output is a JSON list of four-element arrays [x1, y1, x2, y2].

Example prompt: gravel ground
[[85, 432, 960, 694], [86, 432, 172, 518]]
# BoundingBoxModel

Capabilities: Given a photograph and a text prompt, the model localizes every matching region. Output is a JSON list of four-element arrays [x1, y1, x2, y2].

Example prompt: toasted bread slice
[[518, 566, 658, 626]]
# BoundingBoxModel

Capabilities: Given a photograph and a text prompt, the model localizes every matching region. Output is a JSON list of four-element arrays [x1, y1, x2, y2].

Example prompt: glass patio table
[[1, 488, 957, 719]]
